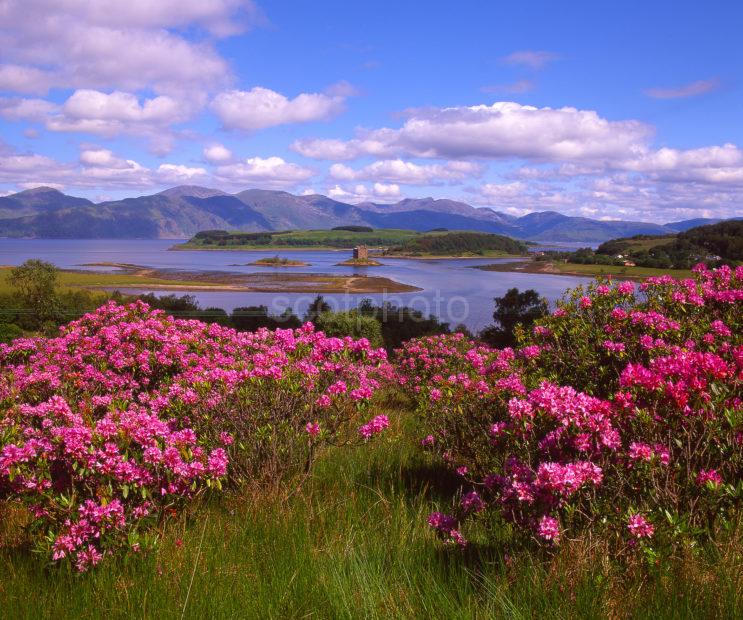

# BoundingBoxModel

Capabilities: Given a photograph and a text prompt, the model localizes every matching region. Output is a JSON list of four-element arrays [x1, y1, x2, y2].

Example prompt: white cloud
[[214, 156, 314, 188], [501, 50, 559, 70], [156, 163, 208, 183], [373, 182, 401, 198], [79, 148, 133, 168], [203, 143, 233, 163], [2, 90, 195, 153], [211, 86, 349, 132], [645, 78, 720, 99], [0, 145, 206, 190], [293, 102, 653, 162], [329, 159, 483, 184], [0, 97, 56, 122], [326, 182, 400, 203], [0, 65, 54, 95], [0, 0, 251, 96]]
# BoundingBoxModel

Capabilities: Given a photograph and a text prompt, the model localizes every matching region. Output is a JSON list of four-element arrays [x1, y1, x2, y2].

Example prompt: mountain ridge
[[0, 185, 735, 242]]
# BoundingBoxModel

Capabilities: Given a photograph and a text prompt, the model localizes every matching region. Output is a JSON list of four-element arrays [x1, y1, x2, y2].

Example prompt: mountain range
[[0, 185, 731, 243]]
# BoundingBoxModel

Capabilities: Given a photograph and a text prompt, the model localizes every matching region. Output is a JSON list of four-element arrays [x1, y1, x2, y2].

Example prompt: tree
[[304, 295, 331, 323], [479, 288, 548, 348], [9, 259, 60, 327]]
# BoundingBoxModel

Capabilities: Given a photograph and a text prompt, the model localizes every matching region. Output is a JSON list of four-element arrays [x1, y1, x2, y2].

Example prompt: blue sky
[[1, 0, 742, 223]]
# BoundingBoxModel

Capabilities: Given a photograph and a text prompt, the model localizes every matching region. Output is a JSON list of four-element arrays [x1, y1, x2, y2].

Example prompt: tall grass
[[1, 405, 741, 619]]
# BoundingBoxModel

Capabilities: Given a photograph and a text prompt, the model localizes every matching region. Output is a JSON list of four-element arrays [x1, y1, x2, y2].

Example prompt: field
[[475, 260, 693, 280], [1, 399, 739, 619], [0, 266, 224, 296]]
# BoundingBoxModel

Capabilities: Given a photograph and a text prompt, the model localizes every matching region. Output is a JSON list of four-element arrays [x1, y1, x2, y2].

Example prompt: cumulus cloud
[[211, 86, 350, 132], [326, 183, 400, 203], [645, 78, 720, 99], [203, 143, 233, 163], [2, 90, 195, 153], [0, 97, 56, 122], [0, 0, 256, 96], [0, 145, 207, 190], [292, 102, 653, 162], [48, 90, 192, 136], [329, 159, 483, 184], [214, 156, 314, 188], [501, 50, 559, 70]]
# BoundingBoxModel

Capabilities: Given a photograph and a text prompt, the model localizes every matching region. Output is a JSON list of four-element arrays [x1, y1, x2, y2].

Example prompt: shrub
[[314, 311, 384, 349], [397, 265, 743, 555], [0, 301, 391, 570]]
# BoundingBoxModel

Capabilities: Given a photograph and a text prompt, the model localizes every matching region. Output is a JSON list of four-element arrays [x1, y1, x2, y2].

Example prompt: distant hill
[[0, 184, 738, 242], [0, 186, 93, 219]]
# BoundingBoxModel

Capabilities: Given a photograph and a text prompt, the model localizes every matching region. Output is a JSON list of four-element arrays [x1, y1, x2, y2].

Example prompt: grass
[[475, 260, 693, 281], [1, 398, 740, 619], [550, 262, 693, 279], [0, 267, 226, 296]]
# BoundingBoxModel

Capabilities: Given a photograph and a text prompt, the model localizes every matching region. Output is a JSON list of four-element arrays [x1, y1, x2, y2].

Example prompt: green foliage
[[230, 305, 301, 331], [332, 225, 374, 232], [8, 259, 60, 327], [585, 221, 742, 270], [679, 219, 743, 261], [304, 294, 331, 323], [479, 288, 548, 348], [388, 231, 529, 256], [315, 310, 384, 348], [0, 322, 23, 344], [184, 228, 418, 249]]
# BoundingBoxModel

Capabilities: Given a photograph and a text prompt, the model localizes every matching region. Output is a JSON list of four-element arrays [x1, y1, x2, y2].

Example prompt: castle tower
[[353, 245, 369, 260]]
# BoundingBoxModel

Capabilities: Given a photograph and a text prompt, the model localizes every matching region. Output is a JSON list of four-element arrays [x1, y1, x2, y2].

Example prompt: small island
[[336, 245, 383, 266], [248, 255, 309, 267]]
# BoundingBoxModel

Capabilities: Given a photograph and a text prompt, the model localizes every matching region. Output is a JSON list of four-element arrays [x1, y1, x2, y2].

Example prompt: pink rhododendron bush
[[0, 301, 391, 570], [397, 265, 742, 554]]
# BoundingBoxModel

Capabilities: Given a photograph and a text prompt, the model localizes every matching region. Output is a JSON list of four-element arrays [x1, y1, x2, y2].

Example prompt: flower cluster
[[398, 266, 742, 552], [0, 301, 391, 569]]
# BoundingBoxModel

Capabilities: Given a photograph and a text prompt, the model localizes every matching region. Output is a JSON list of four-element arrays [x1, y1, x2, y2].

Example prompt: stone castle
[[352, 245, 369, 260]]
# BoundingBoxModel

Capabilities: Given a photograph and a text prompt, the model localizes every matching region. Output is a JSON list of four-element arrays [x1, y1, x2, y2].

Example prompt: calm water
[[0, 239, 592, 332]]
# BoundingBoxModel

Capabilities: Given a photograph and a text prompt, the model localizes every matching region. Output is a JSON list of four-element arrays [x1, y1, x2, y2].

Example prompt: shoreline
[[379, 253, 526, 261], [473, 259, 693, 281], [74, 263, 421, 294]]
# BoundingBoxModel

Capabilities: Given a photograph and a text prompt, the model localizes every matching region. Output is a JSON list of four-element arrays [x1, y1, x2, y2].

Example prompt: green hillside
[[176, 228, 441, 250]]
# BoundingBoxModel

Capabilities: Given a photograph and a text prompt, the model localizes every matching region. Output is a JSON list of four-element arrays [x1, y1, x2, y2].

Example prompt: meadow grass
[[549, 262, 693, 279], [0, 400, 740, 619], [0, 267, 227, 297]]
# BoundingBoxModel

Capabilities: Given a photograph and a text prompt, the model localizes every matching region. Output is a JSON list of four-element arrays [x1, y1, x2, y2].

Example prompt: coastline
[[473, 259, 693, 281], [71, 263, 421, 294]]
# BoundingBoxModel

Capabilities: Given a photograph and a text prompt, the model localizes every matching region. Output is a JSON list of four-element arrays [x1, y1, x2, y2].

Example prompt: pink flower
[[207, 448, 228, 478], [315, 394, 332, 408], [461, 491, 485, 513], [305, 422, 321, 437], [580, 296, 593, 309], [696, 469, 722, 487], [617, 281, 634, 295], [358, 415, 389, 439], [627, 514, 654, 539], [537, 515, 561, 543]]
